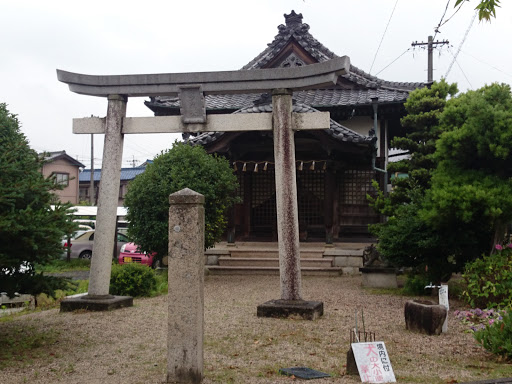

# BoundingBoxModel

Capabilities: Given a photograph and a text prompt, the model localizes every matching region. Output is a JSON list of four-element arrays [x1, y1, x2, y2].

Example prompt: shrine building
[[146, 11, 423, 244]]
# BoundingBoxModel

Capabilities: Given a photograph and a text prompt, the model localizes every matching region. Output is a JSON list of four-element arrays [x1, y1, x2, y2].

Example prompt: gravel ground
[[1, 274, 511, 384]]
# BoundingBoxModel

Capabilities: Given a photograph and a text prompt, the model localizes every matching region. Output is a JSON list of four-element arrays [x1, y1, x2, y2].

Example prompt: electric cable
[[447, 47, 473, 88], [434, 0, 452, 39], [375, 48, 411, 76], [445, 10, 478, 78], [369, 0, 399, 75], [459, 49, 512, 79]]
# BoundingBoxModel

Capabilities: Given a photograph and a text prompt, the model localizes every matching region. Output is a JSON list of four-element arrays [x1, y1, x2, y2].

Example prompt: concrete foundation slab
[[60, 294, 133, 312], [360, 267, 398, 288], [257, 299, 323, 320]]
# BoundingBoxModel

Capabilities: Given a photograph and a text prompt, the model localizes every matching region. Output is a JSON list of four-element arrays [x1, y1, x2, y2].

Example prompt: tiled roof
[[42, 150, 85, 168], [146, 11, 422, 115], [242, 11, 422, 92], [79, 166, 146, 182], [187, 102, 375, 147], [147, 88, 411, 112]]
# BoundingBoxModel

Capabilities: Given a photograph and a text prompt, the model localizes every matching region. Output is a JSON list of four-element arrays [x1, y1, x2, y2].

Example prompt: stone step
[[228, 249, 324, 259], [218, 257, 333, 268], [206, 265, 343, 276]]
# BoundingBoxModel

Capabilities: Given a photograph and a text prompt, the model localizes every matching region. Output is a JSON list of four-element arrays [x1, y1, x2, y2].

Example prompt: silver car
[[69, 230, 130, 259]]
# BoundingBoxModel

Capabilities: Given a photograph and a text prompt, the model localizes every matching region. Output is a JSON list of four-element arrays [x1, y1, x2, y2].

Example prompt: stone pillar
[[272, 88, 302, 301], [88, 94, 126, 297], [167, 188, 205, 384]]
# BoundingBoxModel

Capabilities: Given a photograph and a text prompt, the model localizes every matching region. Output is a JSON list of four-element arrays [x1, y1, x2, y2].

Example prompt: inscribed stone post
[[167, 188, 205, 384]]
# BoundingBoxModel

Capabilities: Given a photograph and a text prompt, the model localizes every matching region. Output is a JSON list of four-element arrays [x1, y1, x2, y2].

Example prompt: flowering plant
[[474, 309, 512, 360], [454, 308, 505, 333], [462, 243, 512, 309]]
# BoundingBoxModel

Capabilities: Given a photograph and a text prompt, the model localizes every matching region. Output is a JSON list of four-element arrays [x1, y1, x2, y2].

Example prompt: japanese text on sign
[[351, 342, 396, 383]]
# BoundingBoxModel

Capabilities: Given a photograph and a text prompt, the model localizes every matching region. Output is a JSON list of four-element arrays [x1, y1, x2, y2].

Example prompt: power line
[[447, 47, 473, 88], [369, 0, 399, 75], [458, 49, 512, 79], [445, 11, 478, 78], [375, 48, 411, 76], [435, 0, 465, 34], [434, 0, 452, 39]]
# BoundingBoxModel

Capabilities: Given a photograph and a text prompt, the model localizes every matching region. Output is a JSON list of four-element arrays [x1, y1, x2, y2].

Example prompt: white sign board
[[351, 342, 396, 383], [438, 284, 449, 310], [439, 284, 449, 332]]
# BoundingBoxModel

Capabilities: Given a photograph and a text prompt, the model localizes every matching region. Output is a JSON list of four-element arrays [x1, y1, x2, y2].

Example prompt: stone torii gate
[[57, 57, 350, 317]]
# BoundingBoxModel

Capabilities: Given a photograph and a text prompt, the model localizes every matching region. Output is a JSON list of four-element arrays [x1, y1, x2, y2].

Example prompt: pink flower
[[495, 244, 503, 251], [489, 319, 495, 325], [507, 243, 512, 249]]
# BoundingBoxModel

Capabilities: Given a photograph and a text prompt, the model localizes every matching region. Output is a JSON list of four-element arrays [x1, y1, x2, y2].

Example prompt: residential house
[[79, 166, 146, 206], [41, 151, 85, 205]]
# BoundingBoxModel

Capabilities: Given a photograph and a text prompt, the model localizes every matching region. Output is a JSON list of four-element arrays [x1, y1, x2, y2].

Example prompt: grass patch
[[153, 269, 168, 296], [0, 325, 60, 369], [36, 259, 91, 273]]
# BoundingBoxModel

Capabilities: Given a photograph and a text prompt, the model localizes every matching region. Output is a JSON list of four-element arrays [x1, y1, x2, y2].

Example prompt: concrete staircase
[[205, 242, 367, 276]]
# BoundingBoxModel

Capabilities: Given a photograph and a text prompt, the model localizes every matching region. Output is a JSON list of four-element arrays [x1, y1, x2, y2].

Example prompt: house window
[[52, 172, 69, 187]]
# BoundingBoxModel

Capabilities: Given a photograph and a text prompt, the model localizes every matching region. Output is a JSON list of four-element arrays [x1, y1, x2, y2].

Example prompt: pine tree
[[0, 103, 75, 297]]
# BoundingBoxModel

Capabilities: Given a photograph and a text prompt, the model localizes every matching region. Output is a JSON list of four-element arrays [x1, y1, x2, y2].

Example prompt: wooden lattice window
[[297, 169, 325, 226], [251, 170, 276, 227], [339, 169, 376, 205]]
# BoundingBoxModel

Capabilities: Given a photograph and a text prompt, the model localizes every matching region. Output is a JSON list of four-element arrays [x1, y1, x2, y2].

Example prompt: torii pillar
[[57, 57, 349, 317]]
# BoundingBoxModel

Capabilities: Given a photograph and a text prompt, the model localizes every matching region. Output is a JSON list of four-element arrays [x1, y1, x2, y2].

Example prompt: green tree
[[455, 0, 500, 22], [372, 83, 512, 282], [369, 80, 460, 282], [124, 141, 238, 258], [422, 83, 512, 256], [378, 80, 458, 214], [0, 103, 76, 297]]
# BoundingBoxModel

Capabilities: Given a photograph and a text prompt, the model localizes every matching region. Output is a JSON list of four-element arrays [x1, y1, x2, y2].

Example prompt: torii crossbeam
[[57, 57, 350, 315]]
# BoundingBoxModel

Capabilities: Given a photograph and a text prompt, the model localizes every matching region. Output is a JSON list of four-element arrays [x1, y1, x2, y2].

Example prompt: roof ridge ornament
[[284, 10, 303, 29]]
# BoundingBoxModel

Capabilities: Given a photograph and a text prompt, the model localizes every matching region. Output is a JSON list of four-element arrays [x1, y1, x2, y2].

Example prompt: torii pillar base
[[257, 300, 324, 321], [60, 294, 133, 312]]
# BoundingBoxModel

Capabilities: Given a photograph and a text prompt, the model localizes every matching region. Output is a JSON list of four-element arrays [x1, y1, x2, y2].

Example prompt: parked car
[[61, 227, 92, 257], [119, 243, 162, 268], [69, 230, 130, 259]]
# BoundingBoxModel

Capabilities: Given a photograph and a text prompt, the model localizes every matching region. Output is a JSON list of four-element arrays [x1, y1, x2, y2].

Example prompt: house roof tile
[[146, 11, 422, 115], [146, 88, 411, 112], [42, 150, 85, 168], [242, 11, 422, 92], [79, 166, 146, 182]]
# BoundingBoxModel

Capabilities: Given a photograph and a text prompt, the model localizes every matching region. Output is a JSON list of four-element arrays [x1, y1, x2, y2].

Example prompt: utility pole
[[411, 35, 449, 84], [89, 133, 95, 205]]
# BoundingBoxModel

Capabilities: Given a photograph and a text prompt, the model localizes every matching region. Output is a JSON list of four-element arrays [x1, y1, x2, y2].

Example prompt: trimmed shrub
[[474, 310, 512, 360], [110, 263, 157, 297], [462, 244, 512, 309], [403, 274, 431, 296]]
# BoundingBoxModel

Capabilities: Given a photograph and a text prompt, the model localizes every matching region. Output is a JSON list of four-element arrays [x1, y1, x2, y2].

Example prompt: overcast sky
[[1, 0, 511, 169]]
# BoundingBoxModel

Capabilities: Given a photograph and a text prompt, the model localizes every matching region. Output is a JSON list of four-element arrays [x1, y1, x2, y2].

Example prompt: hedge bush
[[462, 244, 512, 309], [110, 263, 157, 297]]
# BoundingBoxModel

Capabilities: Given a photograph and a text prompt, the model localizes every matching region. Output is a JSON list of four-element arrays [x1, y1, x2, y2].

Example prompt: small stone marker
[[351, 342, 396, 383], [167, 188, 205, 384]]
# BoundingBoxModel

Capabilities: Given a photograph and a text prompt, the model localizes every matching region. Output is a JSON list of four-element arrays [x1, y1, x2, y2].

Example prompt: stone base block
[[60, 294, 133, 312], [257, 299, 323, 320], [404, 299, 447, 335], [360, 267, 398, 288]]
